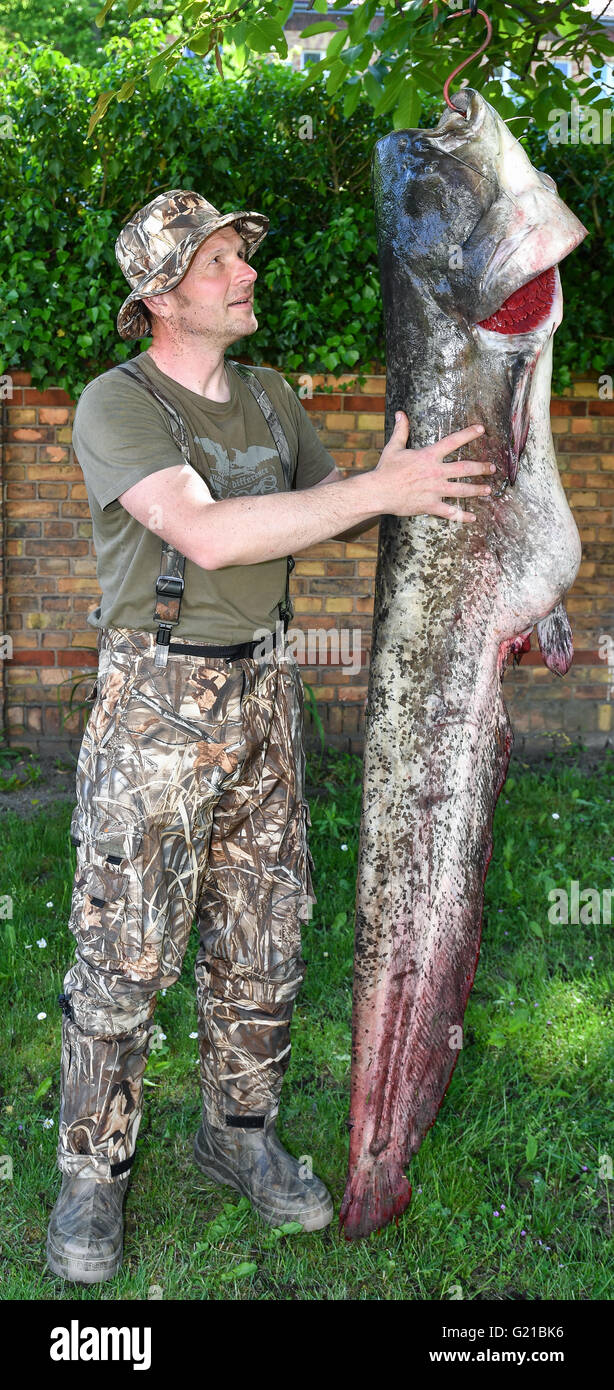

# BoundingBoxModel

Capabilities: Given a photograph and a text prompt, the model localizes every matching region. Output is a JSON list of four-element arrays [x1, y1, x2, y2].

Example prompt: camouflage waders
[[56, 625, 316, 1185]]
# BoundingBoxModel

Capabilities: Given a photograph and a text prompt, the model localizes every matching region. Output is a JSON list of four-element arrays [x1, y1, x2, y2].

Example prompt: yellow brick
[[292, 597, 322, 613], [25, 612, 50, 629], [56, 427, 73, 443], [326, 412, 355, 431], [6, 668, 38, 684], [598, 704, 612, 732], [294, 561, 326, 575], [345, 542, 378, 557], [568, 492, 598, 507], [309, 687, 334, 700], [39, 669, 67, 686], [363, 376, 386, 395], [325, 598, 353, 613], [551, 418, 570, 433], [571, 418, 599, 433], [358, 413, 385, 431], [572, 380, 599, 398]]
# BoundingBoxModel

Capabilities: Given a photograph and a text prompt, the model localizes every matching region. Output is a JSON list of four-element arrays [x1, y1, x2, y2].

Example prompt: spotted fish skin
[[339, 89, 587, 1240]]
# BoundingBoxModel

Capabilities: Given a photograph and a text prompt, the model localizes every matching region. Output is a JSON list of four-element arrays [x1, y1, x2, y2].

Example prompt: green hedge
[[0, 20, 611, 398]]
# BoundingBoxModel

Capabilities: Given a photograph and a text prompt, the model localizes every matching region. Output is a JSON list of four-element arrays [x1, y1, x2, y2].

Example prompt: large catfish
[[339, 88, 588, 1239]]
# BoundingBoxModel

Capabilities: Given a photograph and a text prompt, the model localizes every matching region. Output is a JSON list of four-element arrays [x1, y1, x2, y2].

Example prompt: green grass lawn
[[0, 742, 613, 1301]]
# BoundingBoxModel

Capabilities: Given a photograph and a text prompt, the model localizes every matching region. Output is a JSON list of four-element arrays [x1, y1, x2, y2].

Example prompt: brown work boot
[[46, 1171, 130, 1284], [193, 1113, 333, 1232]]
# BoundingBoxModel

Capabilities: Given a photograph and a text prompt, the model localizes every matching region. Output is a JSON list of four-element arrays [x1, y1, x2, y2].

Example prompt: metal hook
[[443, 7, 494, 113]]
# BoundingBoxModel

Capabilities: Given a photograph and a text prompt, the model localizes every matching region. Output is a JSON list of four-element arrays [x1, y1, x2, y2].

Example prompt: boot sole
[[46, 1230, 123, 1285], [193, 1128, 334, 1232]]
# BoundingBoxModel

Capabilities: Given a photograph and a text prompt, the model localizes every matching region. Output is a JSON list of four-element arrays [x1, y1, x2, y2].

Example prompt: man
[[46, 189, 493, 1284]]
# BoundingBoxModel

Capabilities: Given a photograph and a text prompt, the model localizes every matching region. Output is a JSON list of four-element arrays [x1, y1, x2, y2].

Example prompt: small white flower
[[46, 901, 54, 908], [340, 843, 348, 851], [160, 988, 167, 996], [42, 1118, 54, 1130], [36, 938, 47, 949], [323, 952, 329, 958], [551, 813, 560, 820], [189, 1031, 198, 1039], [157, 1031, 167, 1042], [37, 1012, 47, 1021], [25, 944, 32, 950]]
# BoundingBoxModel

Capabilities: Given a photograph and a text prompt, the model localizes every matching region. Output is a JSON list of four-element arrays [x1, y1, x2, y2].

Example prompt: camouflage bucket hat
[[115, 188, 269, 340]]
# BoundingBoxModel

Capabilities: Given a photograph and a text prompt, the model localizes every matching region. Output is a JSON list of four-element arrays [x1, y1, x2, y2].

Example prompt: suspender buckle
[[154, 624, 173, 668], [155, 575, 185, 599]]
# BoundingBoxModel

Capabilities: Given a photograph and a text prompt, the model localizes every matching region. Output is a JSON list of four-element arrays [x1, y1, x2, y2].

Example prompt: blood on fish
[[477, 266, 557, 334]]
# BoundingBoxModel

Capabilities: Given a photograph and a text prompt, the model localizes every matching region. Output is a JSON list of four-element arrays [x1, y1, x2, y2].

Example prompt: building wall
[[0, 370, 613, 760]]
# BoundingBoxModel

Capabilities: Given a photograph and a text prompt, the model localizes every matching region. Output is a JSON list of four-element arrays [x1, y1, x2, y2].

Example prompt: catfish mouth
[[476, 265, 557, 334]]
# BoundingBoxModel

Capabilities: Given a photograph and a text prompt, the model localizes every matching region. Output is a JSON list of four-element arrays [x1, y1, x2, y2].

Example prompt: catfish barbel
[[339, 88, 588, 1240]]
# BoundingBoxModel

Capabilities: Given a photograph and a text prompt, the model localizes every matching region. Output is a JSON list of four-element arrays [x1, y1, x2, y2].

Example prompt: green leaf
[[33, 1076, 52, 1102], [300, 21, 339, 37], [116, 80, 136, 103], [220, 1261, 258, 1281], [363, 70, 383, 108], [326, 29, 347, 61], [343, 78, 362, 118], [325, 61, 346, 98], [244, 19, 287, 57], [94, 0, 116, 28], [188, 29, 212, 57], [148, 62, 168, 95], [528, 919, 544, 939], [87, 90, 116, 138], [526, 1134, 538, 1162], [393, 78, 421, 131]]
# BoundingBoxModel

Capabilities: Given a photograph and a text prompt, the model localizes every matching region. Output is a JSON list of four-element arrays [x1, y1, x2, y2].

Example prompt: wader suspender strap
[[115, 358, 295, 669], [227, 358, 296, 627]]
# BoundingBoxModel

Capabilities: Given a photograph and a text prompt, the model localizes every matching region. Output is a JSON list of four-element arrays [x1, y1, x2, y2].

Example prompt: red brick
[[10, 428, 46, 442], [10, 649, 55, 665], [38, 407, 70, 425], [550, 400, 587, 416], [38, 483, 69, 498], [342, 395, 385, 412], [57, 650, 98, 667], [302, 395, 341, 412], [6, 484, 36, 499], [23, 387, 73, 405]]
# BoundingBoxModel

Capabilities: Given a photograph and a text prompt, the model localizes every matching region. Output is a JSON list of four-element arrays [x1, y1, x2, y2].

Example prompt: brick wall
[[1, 368, 613, 760]]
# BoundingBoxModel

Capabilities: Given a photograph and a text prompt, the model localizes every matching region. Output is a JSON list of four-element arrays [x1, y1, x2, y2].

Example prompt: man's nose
[[235, 259, 257, 283]]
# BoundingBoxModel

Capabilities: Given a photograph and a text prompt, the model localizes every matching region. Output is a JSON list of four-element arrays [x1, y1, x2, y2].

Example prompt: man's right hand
[[372, 412, 496, 524]]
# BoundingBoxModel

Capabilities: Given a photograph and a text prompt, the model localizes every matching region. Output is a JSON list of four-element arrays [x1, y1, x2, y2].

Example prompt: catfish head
[[373, 88, 588, 485]]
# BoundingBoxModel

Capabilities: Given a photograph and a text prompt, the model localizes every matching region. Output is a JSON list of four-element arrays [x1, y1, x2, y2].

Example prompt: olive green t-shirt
[[72, 350, 336, 643]]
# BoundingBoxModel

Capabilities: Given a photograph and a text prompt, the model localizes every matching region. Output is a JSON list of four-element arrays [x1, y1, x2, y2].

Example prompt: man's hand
[[372, 412, 494, 523]]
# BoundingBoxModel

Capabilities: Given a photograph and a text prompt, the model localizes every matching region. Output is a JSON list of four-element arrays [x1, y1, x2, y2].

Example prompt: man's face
[[144, 225, 259, 346]]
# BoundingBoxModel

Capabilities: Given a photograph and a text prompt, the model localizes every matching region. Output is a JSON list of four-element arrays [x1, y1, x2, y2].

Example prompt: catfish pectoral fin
[[506, 349, 539, 484], [537, 602, 574, 675], [339, 1153, 412, 1241]]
